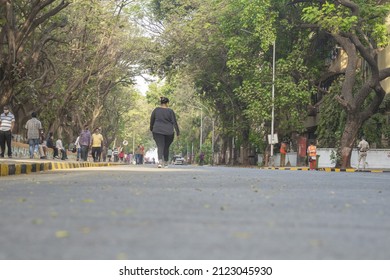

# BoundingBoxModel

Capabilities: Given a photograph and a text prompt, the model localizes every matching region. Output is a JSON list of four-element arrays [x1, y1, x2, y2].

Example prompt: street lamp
[[240, 29, 276, 166], [270, 41, 276, 161], [189, 104, 215, 165], [200, 107, 203, 152]]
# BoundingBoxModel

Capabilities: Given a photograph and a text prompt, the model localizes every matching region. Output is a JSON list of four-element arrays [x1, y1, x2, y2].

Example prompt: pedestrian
[[91, 127, 103, 162], [107, 147, 113, 162], [135, 145, 141, 164], [150, 96, 180, 168], [56, 137, 67, 160], [113, 147, 119, 162], [357, 136, 370, 170], [119, 149, 124, 162], [199, 152, 205, 166], [46, 132, 58, 158], [74, 136, 81, 161], [280, 141, 288, 167], [139, 143, 145, 164], [307, 140, 317, 170], [0, 105, 15, 158], [38, 131, 48, 159], [79, 125, 91, 161], [25, 112, 43, 159]]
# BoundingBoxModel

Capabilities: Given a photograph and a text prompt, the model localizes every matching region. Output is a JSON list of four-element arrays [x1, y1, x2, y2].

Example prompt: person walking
[[25, 112, 43, 159], [113, 147, 119, 162], [139, 143, 145, 164], [307, 141, 317, 170], [74, 136, 81, 161], [135, 145, 141, 164], [91, 127, 103, 162], [150, 97, 180, 168], [107, 147, 113, 162], [79, 125, 91, 161], [0, 105, 15, 158], [357, 136, 370, 170]]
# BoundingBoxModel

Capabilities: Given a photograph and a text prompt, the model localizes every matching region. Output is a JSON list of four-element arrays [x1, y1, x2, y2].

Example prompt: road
[[0, 165, 389, 260]]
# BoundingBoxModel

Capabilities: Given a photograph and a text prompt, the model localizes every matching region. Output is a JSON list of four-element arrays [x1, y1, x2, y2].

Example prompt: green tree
[[301, 0, 390, 168], [0, 0, 70, 130]]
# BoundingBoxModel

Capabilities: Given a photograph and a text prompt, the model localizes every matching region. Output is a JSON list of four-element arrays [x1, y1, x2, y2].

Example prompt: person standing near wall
[[280, 141, 288, 167], [150, 97, 180, 168], [357, 136, 370, 170], [307, 141, 317, 170], [25, 112, 43, 159], [0, 105, 15, 158]]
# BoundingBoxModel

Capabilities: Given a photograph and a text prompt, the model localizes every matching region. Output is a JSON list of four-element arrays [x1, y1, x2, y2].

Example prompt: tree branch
[[379, 67, 390, 81]]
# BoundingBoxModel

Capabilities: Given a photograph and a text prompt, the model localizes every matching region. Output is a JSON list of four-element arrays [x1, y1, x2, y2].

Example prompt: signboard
[[267, 133, 278, 145]]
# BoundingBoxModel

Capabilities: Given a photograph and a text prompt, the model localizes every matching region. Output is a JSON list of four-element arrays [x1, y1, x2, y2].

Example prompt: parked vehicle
[[172, 155, 185, 165]]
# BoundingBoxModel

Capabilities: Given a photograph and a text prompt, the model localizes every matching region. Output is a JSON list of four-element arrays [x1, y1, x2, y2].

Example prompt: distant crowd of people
[[0, 105, 150, 163]]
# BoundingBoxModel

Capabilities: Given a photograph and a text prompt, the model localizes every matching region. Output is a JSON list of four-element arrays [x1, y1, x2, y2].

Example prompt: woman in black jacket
[[150, 97, 180, 168]]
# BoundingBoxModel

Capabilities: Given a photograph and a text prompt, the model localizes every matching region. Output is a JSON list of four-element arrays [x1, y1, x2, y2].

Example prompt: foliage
[[1, 0, 150, 147], [301, 0, 390, 167], [302, 2, 358, 33], [316, 77, 346, 148]]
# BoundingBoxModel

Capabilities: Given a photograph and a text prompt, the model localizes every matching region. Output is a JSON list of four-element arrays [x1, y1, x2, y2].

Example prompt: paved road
[[0, 165, 389, 260]]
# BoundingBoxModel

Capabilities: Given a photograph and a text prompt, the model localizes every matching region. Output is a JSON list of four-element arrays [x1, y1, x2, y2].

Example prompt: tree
[[300, 0, 390, 168], [0, 0, 70, 129], [0, 0, 148, 147]]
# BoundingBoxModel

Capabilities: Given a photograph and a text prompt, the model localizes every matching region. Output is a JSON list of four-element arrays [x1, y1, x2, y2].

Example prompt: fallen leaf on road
[[55, 230, 69, 238], [233, 232, 251, 239], [32, 219, 43, 225], [116, 253, 128, 260]]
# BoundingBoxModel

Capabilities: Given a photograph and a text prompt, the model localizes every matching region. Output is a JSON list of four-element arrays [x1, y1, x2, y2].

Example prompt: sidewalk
[[0, 158, 115, 177], [261, 166, 390, 173]]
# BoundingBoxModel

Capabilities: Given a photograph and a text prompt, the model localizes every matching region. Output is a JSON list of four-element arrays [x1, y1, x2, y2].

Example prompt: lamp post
[[270, 41, 276, 160], [200, 107, 203, 152]]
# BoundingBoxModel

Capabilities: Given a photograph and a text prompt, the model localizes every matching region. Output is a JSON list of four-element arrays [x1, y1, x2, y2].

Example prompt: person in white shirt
[[357, 137, 369, 170], [56, 137, 67, 160], [0, 105, 15, 158]]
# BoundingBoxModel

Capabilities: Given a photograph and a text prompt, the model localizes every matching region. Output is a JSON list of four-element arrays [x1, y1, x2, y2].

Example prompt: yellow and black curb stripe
[[0, 162, 114, 177], [261, 167, 390, 173]]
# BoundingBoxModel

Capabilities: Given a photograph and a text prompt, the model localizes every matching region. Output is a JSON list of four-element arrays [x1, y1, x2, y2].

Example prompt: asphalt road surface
[[0, 165, 389, 260]]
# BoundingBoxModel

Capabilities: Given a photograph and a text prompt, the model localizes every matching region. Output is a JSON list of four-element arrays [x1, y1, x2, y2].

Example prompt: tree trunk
[[241, 127, 250, 165], [0, 82, 13, 108], [219, 137, 228, 165], [338, 116, 361, 168]]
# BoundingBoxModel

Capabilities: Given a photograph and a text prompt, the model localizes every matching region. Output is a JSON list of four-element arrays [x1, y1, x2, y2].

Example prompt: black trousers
[[0, 130, 12, 157], [153, 133, 174, 162], [92, 147, 101, 162]]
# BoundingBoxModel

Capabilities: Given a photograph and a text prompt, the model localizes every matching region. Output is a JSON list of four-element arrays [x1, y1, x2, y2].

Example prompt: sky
[[134, 74, 154, 95]]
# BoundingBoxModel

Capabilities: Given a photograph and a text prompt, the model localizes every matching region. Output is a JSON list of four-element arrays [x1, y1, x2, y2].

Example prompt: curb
[[261, 167, 390, 173], [0, 161, 114, 177]]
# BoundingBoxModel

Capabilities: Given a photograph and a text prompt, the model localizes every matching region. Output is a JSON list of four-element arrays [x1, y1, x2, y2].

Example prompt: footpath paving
[[261, 166, 390, 173], [2, 158, 389, 177], [0, 158, 115, 177]]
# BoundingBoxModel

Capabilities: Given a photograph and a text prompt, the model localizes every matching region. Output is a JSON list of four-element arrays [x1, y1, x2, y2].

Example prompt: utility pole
[[200, 108, 203, 153], [270, 41, 276, 161]]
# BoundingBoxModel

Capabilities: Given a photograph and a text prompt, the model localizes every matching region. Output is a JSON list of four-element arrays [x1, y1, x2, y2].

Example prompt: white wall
[[258, 149, 390, 169]]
